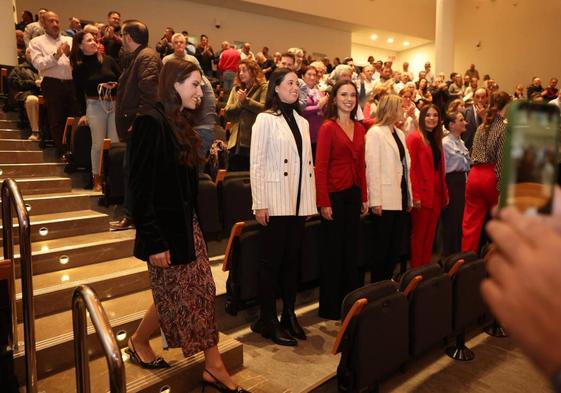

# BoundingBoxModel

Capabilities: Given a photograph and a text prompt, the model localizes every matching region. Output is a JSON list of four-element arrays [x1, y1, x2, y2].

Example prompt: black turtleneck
[[279, 102, 303, 214], [427, 131, 441, 171]]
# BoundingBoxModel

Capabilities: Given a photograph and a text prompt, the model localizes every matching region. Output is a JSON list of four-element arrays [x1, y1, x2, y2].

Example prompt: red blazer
[[315, 120, 367, 207], [406, 130, 449, 208]]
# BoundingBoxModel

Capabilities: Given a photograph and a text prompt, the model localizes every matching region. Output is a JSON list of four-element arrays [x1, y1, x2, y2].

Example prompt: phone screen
[[501, 101, 561, 213]]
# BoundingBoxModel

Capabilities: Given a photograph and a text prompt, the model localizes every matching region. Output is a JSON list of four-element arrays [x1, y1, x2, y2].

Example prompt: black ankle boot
[[252, 318, 297, 346], [280, 312, 307, 340]]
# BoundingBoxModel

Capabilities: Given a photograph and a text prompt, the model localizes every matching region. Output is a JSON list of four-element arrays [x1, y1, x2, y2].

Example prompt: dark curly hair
[[482, 91, 511, 131]]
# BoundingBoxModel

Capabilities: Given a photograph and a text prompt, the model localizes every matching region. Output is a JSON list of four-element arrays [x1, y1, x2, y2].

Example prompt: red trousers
[[461, 164, 498, 253], [410, 173, 443, 268]]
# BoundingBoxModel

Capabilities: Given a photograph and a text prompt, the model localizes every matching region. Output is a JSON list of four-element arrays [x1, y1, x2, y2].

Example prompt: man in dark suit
[[462, 87, 488, 152], [112, 19, 162, 230]]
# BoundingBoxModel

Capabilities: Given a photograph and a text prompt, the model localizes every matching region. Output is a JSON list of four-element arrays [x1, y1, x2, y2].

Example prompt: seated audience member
[[8, 48, 41, 140], [441, 111, 470, 256], [156, 27, 174, 59], [16, 10, 34, 31], [407, 104, 449, 267], [315, 80, 367, 319], [548, 90, 561, 109], [542, 77, 559, 102], [399, 86, 419, 136], [29, 11, 79, 158], [527, 77, 543, 100], [218, 41, 240, 94], [64, 17, 81, 37], [301, 65, 327, 159], [24, 8, 48, 46], [195, 34, 214, 78], [224, 59, 267, 171], [256, 52, 275, 80], [448, 73, 465, 99], [249, 68, 317, 346], [513, 84, 526, 100], [365, 94, 412, 281], [463, 77, 479, 103], [71, 31, 121, 191], [483, 206, 561, 392]]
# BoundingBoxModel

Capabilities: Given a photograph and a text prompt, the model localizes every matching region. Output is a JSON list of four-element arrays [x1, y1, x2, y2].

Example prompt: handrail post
[[72, 284, 126, 393], [2, 178, 36, 393]]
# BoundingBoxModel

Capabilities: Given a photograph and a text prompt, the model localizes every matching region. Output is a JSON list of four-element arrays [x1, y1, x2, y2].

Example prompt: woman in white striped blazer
[[250, 68, 316, 347]]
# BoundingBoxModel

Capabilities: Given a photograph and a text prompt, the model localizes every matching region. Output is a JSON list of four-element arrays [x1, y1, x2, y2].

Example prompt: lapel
[[277, 111, 299, 154], [333, 120, 355, 155], [380, 125, 400, 158]]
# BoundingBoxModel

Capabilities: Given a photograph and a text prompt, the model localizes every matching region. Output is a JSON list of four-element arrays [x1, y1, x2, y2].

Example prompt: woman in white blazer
[[249, 68, 316, 347], [365, 94, 413, 282]]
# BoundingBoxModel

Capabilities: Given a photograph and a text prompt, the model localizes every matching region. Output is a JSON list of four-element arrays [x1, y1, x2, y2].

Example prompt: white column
[[0, 0, 18, 66], [434, 0, 455, 77]]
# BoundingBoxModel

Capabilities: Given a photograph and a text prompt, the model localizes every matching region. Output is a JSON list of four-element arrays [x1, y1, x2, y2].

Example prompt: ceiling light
[[403, 41, 410, 47], [387, 37, 394, 44], [370, 34, 378, 40]]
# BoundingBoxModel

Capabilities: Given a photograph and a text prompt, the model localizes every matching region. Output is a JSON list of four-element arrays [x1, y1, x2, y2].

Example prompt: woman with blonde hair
[[365, 94, 412, 281], [225, 59, 267, 171]]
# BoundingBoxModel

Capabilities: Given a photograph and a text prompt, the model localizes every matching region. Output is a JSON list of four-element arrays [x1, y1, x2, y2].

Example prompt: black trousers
[[441, 171, 467, 256], [258, 216, 305, 321], [319, 186, 362, 320], [41, 77, 78, 155], [370, 209, 408, 282]]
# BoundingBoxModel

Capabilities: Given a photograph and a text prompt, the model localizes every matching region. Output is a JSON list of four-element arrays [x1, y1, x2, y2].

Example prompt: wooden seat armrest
[[62, 116, 75, 145], [402, 275, 423, 298], [98, 138, 112, 176], [222, 222, 245, 272], [215, 169, 227, 185], [0, 259, 13, 282], [447, 259, 465, 278], [331, 298, 368, 355]]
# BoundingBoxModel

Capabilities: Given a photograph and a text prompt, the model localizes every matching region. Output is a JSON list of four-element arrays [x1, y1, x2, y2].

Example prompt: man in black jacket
[[462, 87, 488, 152]]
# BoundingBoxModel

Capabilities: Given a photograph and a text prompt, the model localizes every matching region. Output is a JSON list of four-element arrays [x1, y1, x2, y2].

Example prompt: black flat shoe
[[201, 369, 250, 392], [281, 313, 307, 340], [125, 339, 170, 369]]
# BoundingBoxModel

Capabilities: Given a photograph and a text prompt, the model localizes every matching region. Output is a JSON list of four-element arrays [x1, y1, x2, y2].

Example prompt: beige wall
[[351, 44, 397, 67], [454, 0, 561, 92], [395, 43, 435, 80], [1, 0, 18, 66], [15, 0, 351, 59]]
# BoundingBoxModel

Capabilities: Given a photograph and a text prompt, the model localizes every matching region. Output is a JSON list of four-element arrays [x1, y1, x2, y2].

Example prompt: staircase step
[[15, 257, 148, 318], [1, 210, 109, 244], [11, 176, 72, 195], [34, 334, 244, 393], [0, 150, 44, 163], [0, 119, 19, 128], [0, 129, 23, 139], [0, 162, 66, 178], [9, 229, 135, 276], [20, 192, 91, 216], [0, 139, 40, 151]]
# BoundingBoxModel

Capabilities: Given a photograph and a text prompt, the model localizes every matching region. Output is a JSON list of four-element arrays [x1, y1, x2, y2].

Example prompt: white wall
[[15, 0, 351, 59], [351, 43, 397, 67], [395, 43, 435, 80]]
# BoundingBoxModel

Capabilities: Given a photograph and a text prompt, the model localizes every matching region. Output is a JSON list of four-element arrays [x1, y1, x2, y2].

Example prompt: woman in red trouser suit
[[462, 91, 511, 253], [407, 104, 449, 267]]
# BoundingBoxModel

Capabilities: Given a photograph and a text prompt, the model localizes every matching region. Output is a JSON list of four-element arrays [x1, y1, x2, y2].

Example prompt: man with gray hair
[[24, 8, 48, 46]]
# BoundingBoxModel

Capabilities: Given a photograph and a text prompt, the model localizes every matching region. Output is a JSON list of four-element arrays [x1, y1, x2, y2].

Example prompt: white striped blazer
[[250, 110, 317, 216]]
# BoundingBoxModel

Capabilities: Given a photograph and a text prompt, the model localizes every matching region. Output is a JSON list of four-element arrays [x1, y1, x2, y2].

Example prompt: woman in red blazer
[[406, 104, 449, 267], [315, 80, 368, 320]]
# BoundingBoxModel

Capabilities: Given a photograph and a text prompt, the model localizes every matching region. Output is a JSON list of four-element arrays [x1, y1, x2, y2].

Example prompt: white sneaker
[[28, 132, 40, 141]]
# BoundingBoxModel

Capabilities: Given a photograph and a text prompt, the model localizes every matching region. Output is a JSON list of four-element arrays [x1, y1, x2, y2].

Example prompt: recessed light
[[61, 274, 70, 282], [370, 34, 378, 40], [387, 37, 394, 43], [403, 41, 410, 47]]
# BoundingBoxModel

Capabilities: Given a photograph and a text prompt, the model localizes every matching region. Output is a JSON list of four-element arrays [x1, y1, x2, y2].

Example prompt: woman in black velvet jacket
[[125, 59, 249, 393]]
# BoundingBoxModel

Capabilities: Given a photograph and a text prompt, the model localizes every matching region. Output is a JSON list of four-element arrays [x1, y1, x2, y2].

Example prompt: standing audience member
[[156, 27, 174, 59], [218, 41, 240, 94], [195, 34, 214, 78], [8, 49, 41, 140], [127, 59, 249, 393], [103, 11, 122, 60], [542, 78, 559, 102], [463, 87, 488, 151], [240, 42, 254, 61], [407, 104, 449, 267], [224, 59, 267, 171], [16, 10, 34, 31], [399, 86, 419, 136], [365, 94, 412, 281], [29, 11, 79, 158], [527, 77, 543, 101], [162, 33, 190, 64], [441, 111, 470, 256], [71, 31, 121, 191], [463, 77, 479, 103], [315, 80, 367, 320], [249, 68, 316, 346], [462, 91, 511, 253], [112, 19, 162, 231], [256, 52, 275, 80], [464, 64, 480, 80], [301, 65, 327, 159], [24, 8, 48, 46]]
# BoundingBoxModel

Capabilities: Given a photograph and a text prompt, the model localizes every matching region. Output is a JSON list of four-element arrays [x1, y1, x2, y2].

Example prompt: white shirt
[[548, 97, 561, 109], [29, 33, 73, 80]]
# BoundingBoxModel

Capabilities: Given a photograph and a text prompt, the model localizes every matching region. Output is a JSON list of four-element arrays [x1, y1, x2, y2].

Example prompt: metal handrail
[[2, 178, 36, 393], [72, 284, 126, 393]]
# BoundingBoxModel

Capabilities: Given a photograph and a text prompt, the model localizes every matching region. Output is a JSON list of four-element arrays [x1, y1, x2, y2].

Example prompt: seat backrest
[[441, 251, 478, 273], [342, 281, 399, 320], [197, 175, 221, 238], [452, 258, 488, 332], [401, 264, 452, 357], [103, 143, 126, 203], [299, 215, 321, 285], [220, 172, 253, 233]]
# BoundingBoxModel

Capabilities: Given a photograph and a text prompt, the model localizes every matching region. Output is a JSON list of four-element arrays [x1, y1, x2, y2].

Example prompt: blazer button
[[309, 173, 312, 177], [284, 172, 288, 176], [284, 159, 288, 163]]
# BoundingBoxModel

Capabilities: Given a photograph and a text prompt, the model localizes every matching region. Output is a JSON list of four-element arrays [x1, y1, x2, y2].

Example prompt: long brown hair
[[482, 91, 511, 131], [69, 31, 103, 68], [418, 104, 444, 149], [234, 59, 266, 89], [158, 59, 203, 166], [324, 80, 358, 120]]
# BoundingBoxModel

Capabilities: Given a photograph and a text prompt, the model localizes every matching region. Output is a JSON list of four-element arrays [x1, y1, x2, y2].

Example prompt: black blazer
[[462, 105, 481, 152], [129, 104, 199, 265]]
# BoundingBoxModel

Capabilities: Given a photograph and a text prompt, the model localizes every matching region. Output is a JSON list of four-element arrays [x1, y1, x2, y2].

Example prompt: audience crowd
[[7, 7, 561, 389]]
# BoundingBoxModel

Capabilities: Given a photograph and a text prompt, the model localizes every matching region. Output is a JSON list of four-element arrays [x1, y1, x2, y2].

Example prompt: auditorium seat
[[334, 281, 409, 392], [219, 171, 253, 234], [399, 263, 452, 357], [440, 252, 488, 361], [197, 173, 221, 239], [99, 140, 126, 206]]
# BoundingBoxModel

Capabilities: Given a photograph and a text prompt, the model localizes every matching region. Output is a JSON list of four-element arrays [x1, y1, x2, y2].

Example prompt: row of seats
[[333, 252, 491, 392]]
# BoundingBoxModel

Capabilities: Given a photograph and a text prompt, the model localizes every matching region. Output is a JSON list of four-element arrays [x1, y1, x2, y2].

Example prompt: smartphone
[[500, 100, 561, 214]]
